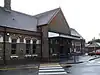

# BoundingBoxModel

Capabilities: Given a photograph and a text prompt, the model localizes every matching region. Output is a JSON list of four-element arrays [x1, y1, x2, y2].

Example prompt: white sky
[[0, 0, 100, 42]]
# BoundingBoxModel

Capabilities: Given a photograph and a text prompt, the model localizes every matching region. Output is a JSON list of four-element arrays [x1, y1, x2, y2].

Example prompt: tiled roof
[[0, 7, 61, 31], [0, 6, 84, 41], [34, 8, 60, 26], [0, 7, 37, 31]]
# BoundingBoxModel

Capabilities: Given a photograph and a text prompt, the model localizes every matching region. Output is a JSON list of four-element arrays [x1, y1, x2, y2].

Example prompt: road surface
[[64, 56, 100, 75], [0, 55, 100, 75]]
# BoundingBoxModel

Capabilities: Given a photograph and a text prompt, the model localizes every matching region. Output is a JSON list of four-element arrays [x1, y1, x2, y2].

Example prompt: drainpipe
[[40, 31, 42, 61], [3, 26, 6, 65], [35, 17, 42, 61]]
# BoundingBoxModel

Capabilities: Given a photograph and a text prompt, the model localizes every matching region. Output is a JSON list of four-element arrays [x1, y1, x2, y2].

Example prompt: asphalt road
[[64, 56, 100, 75], [0, 55, 100, 75]]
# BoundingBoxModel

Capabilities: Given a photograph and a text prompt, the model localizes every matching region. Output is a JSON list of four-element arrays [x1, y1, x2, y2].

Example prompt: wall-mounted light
[[7, 33, 9, 35]]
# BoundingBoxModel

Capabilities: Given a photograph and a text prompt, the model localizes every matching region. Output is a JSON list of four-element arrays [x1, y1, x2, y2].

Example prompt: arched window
[[11, 38, 17, 54], [32, 40, 37, 54], [26, 39, 31, 54]]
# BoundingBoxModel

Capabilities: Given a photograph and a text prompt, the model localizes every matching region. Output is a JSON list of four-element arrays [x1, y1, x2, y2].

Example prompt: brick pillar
[[40, 25, 49, 62]]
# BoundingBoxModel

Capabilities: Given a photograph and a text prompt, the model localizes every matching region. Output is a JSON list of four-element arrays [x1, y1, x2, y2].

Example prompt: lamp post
[[93, 37, 96, 57], [80, 43, 81, 54], [73, 42, 76, 63]]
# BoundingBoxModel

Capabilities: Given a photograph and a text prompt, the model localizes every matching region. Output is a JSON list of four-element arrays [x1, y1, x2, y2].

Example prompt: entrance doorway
[[59, 46, 66, 58], [60, 46, 64, 54]]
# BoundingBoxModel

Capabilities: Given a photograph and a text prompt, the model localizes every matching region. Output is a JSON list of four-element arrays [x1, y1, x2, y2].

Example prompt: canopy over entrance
[[48, 32, 81, 40]]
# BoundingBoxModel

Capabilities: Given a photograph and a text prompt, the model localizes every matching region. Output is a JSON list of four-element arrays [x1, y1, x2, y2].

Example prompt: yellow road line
[[0, 66, 38, 71], [0, 68, 17, 70]]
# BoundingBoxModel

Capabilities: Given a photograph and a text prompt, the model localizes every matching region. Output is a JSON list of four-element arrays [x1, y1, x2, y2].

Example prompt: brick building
[[0, 0, 85, 64]]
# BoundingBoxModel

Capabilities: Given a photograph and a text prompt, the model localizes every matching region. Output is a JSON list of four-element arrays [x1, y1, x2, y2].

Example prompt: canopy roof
[[70, 28, 84, 39], [48, 32, 81, 40]]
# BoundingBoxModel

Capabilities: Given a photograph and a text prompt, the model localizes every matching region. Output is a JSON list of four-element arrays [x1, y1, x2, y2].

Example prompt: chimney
[[4, 0, 11, 10]]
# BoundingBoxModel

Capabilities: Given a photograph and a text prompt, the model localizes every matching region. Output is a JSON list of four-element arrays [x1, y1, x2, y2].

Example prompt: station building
[[0, 0, 85, 64]]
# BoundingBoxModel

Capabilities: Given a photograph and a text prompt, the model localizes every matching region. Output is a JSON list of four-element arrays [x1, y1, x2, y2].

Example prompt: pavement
[[65, 57, 100, 75], [1, 55, 100, 75], [78, 55, 100, 62], [0, 55, 100, 71], [0, 64, 39, 71], [60, 55, 100, 64]]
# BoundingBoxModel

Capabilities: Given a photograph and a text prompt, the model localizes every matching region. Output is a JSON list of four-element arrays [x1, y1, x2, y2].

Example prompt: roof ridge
[[34, 8, 61, 25], [47, 8, 61, 24], [34, 8, 60, 17]]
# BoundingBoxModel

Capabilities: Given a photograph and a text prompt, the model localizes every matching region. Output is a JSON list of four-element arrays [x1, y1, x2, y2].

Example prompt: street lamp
[[93, 37, 96, 57], [80, 43, 81, 54], [73, 42, 76, 63]]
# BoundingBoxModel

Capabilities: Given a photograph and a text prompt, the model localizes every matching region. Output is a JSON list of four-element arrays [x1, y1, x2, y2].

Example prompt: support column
[[41, 25, 49, 61]]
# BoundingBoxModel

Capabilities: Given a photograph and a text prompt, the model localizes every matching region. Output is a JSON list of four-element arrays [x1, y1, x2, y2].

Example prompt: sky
[[0, 0, 100, 42]]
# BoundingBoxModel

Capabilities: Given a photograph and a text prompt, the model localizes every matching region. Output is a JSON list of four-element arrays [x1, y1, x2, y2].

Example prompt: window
[[12, 39, 17, 43], [6, 35, 9, 42], [33, 40, 36, 44], [55, 39, 59, 44], [20, 38, 24, 42], [32, 40, 36, 54], [33, 50, 35, 54], [26, 44, 31, 49], [11, 44, 16, 49], [26, 39, 30, 44], [50, 48, 54, 54], [26, 44, 31, 54], [33, 44, 36, 49], [11, 39, 17, 54], [26, 39, 31, 54], [26, 50, 29, 54]]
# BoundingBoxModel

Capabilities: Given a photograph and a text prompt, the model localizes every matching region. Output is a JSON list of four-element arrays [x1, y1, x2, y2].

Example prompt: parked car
[[95, 49, 100, 55], [88, 49, 100, 55]]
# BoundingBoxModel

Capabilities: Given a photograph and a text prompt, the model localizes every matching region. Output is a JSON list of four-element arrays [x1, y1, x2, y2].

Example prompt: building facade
[[0, 0, 85, 64], [71, 28, 85, 54], [0, 26, 41, 64]]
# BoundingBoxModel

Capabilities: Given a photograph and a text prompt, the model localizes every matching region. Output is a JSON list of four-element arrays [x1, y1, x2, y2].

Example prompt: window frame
[[11, 38, 17, 54]]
